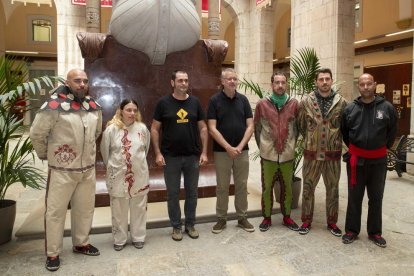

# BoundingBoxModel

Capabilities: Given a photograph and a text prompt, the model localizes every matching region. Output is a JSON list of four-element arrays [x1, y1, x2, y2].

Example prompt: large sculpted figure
[[109, 0, 200, 65], [76, 0, 228, 205]]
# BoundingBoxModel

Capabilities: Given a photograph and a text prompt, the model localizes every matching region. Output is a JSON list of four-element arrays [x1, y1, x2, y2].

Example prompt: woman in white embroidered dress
[[100, 99, 150, 251]]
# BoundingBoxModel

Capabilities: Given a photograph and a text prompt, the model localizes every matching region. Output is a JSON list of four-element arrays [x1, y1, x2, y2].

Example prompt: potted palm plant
[[0, 55, 61, 245], [239, 47, 320, 209], [288, 47, 320, 208]]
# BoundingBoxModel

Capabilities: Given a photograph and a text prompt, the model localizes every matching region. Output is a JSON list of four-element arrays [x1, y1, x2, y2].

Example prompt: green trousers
[[261, 159, 294, 218]]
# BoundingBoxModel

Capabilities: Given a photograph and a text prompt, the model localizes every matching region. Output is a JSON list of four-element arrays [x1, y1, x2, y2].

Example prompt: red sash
[[349, 144, 387, 187]]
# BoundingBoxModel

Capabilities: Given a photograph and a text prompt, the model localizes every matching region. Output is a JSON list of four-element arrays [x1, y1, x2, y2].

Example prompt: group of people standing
[[29, 67, 397, 272]]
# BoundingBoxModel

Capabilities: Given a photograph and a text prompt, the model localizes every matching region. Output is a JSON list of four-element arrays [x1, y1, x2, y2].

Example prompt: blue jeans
[[164, 155, 199, 229]]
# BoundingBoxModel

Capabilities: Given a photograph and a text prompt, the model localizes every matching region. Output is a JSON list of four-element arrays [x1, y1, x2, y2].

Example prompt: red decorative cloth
[[349, 144, 387, 187]]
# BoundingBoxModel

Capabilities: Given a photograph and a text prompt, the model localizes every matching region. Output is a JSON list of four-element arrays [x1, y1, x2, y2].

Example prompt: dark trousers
[[345, 161, 387, 236], [164, 155, 199, 229]]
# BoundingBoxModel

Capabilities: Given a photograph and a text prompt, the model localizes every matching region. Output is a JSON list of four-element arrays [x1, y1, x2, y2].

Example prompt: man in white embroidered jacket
[[30, 69, 102, 272]]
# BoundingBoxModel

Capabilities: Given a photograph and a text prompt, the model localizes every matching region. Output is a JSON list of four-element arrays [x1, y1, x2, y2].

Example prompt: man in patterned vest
[[297, 68, 347, 236], [30, 69, 102, 271]]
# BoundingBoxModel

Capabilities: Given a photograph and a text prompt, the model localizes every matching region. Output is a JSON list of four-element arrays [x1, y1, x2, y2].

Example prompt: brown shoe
[[237, 218, 255, 232], [185, 226, 199, 239], [172, 228, 183, 241], [212, 219, 227, 234]]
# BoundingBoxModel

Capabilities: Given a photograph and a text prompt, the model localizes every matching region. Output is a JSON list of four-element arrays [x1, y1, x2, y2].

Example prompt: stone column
[[407, 35, 414, 175], [247, 3, 275, 88], [86, 0, 101, 33], [55, 0, 86, 76], [291, 0, 355, 101], [208, 0, 220, 39], [223, 0, 274, 103], [195, 0, 202, 28]]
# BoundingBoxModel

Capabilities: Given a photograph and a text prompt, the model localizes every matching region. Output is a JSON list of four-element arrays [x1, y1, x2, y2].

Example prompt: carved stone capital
[[76, 32, 107, 60], [202, 39, 229, 63]]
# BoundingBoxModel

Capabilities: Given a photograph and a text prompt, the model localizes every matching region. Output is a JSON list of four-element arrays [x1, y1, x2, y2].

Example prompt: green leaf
[[0, 55, 61, 201]]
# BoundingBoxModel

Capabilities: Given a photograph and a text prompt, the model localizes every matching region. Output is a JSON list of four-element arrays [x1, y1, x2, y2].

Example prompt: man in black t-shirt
[[207, 68, 255, 234], [151, 70, 208, 241]]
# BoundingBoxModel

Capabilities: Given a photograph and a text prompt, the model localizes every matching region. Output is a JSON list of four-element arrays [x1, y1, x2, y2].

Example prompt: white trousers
[[45, 169, 96, 257], [110, 195, 147, 245]]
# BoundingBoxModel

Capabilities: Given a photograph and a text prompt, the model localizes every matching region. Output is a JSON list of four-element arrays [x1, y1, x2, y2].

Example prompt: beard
[[71, 89, 87, 100]]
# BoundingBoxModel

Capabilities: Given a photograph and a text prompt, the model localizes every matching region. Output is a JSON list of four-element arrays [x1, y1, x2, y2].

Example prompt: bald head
[[65, 69, 89, 99], [358, 73, 376, 103], [66, 68, 84, 79], [358, 73, 374, 83]]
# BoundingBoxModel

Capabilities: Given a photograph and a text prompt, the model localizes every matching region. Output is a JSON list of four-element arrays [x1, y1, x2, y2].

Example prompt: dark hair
[[119, 99, 138, 110], [171, 70, 188, 81], [271, 72, 287, 83], [315, 68, 333, 81]]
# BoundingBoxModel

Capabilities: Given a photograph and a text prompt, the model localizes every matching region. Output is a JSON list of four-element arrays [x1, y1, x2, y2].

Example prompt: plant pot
[[0, 199, 16, 245], [274, 177, 302, 209]]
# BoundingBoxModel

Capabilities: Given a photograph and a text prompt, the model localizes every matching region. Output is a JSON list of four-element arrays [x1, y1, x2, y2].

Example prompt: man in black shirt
[[341, 73, 397, 248], [151, 70, 208, 241], [208, 68, 255, 233]]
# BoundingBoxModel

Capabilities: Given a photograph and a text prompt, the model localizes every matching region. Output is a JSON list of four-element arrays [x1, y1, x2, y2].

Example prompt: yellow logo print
[[176, 108, 189, 123]]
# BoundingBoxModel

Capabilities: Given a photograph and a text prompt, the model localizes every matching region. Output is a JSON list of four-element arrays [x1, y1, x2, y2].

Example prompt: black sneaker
[[259, 218, 271, 232], [369, 234, 387, 248], [342, 232, 357, 244], [299, 223, 311, 235], [283, 216, 299, 231], [327, 224, 342, 237], [113, 244, 125, 251], [45, 256, 60, 271], [73, 244, 100, 256], [132, 241, 144, 249]]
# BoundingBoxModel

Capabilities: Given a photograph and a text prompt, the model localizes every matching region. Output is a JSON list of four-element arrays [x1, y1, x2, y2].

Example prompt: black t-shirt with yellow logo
[[153, 94, 205, 156]]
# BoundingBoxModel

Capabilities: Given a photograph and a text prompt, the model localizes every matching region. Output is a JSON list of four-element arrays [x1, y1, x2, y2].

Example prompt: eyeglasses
[[224, 77, 238, 81]]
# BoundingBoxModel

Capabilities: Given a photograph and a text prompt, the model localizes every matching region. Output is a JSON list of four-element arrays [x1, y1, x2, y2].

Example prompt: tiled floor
[[1, 140, 414, 275]]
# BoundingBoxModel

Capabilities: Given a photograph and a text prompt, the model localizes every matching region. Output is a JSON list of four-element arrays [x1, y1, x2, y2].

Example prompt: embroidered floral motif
[[121, 129, 135, 197], [54, 144, 76, 165]]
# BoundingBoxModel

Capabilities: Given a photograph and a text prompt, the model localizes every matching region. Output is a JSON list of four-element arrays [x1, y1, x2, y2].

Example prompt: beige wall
[[356, 0, 414, 39], [356, 0, 399, 39], [354, 0, 413, 69], [101, 7, 111, 33], [223, 22, 235, 64], [274, 9, 290, 60], [5, 3, 56, 54], [1, 1, 412, 77], [355, 46, 413, 67], [355, 0, 414, 46]]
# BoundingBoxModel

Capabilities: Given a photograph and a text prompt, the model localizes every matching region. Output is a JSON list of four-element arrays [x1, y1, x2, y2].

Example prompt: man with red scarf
[[340, 73, 397, 248]]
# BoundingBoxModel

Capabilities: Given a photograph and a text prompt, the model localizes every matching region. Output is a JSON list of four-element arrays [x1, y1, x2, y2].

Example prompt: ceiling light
[[11, 0, 52, 7], [6, 50, 40, 55], [385, 28, 414, 37], [354, 39, 368, 44]]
